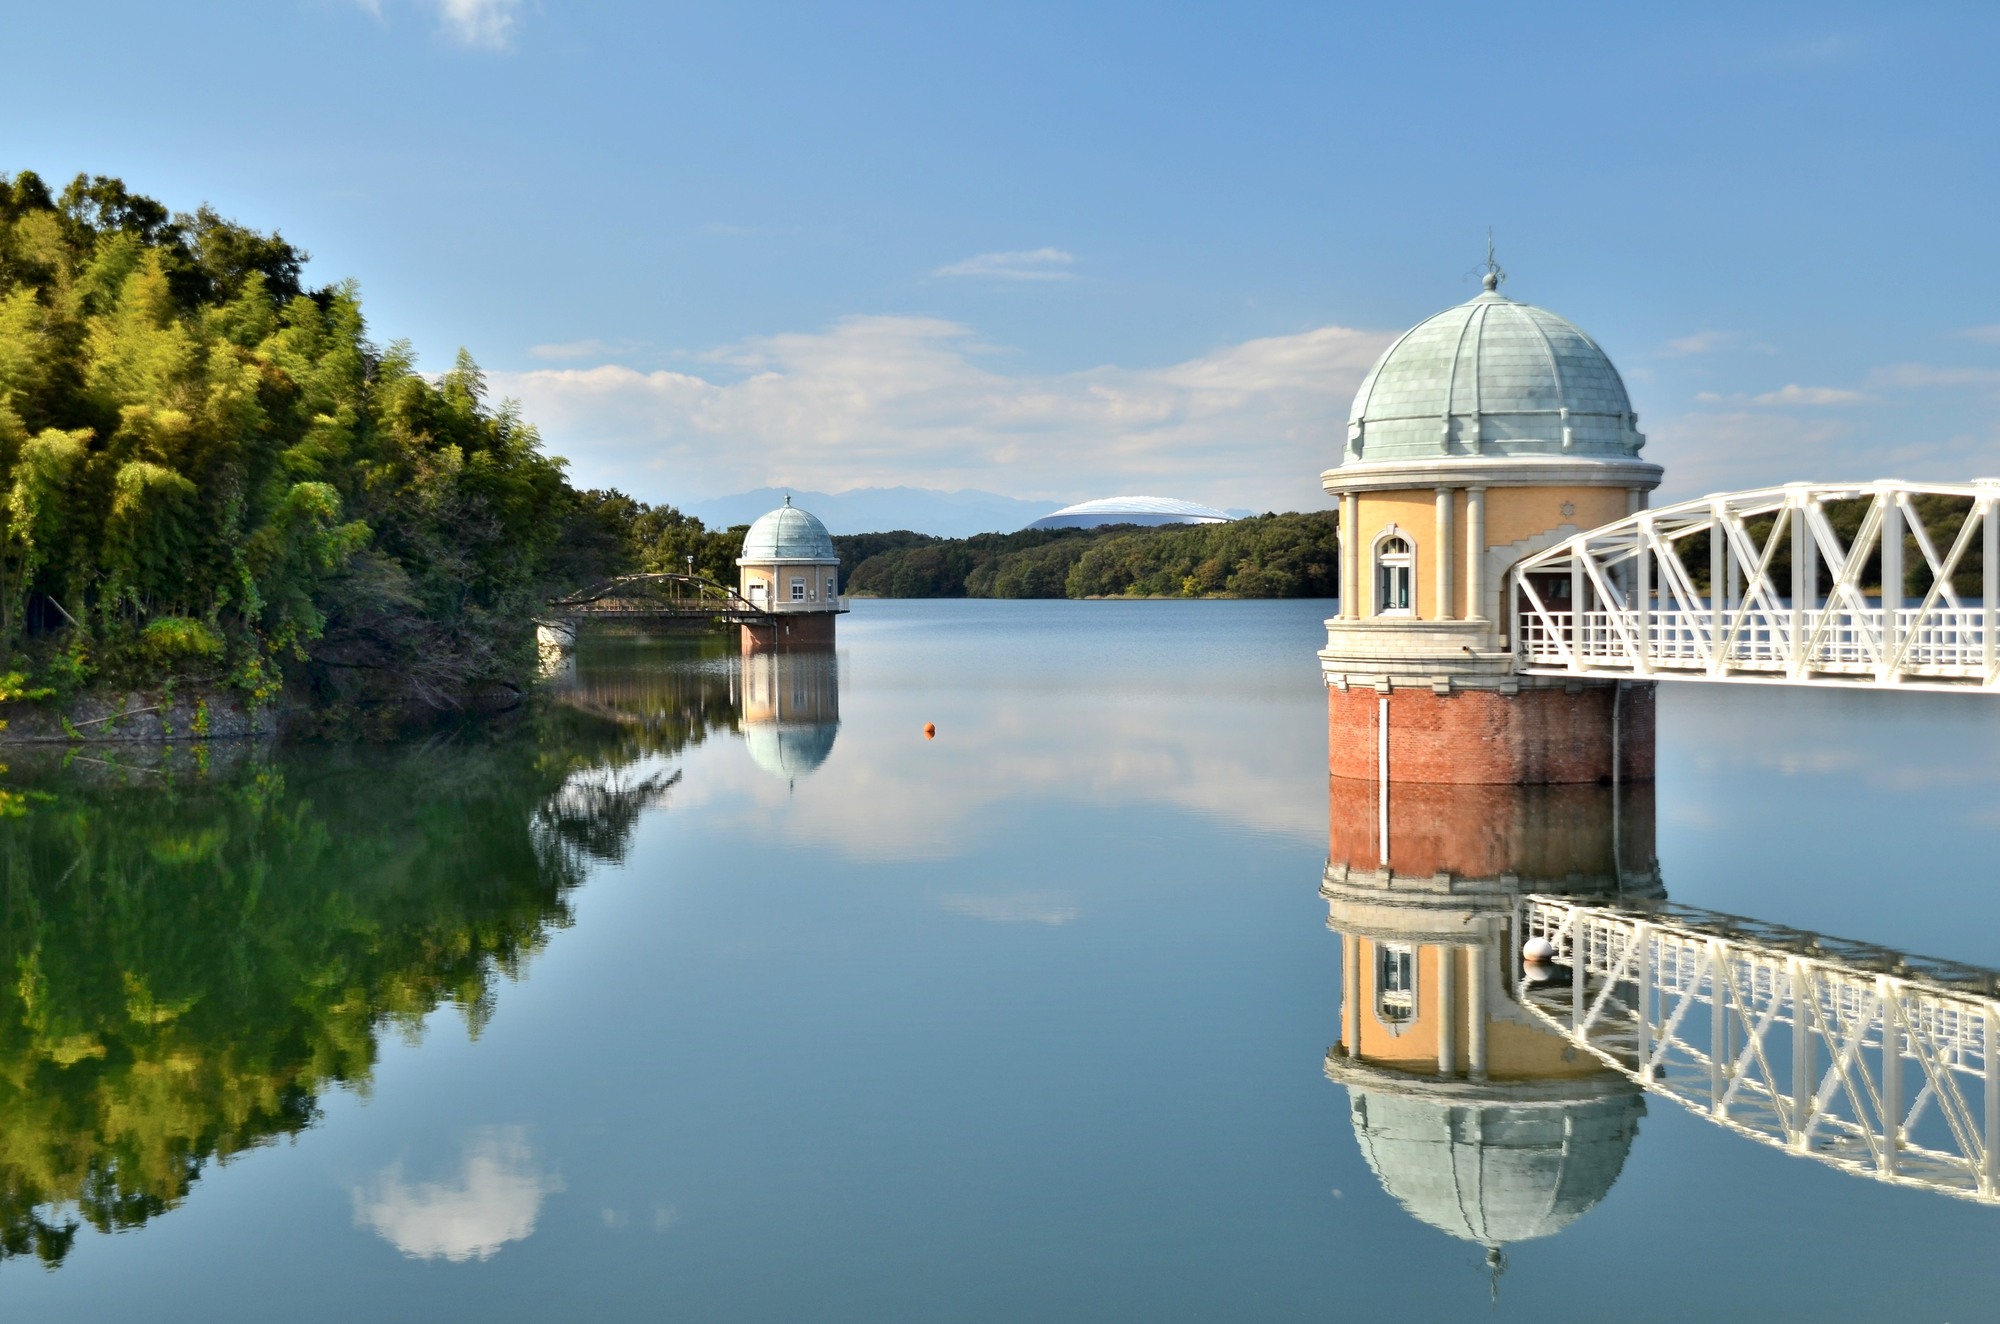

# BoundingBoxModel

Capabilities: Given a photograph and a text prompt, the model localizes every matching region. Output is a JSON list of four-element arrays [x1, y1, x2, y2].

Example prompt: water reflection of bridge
[[1324, 775, 2000, 1282], [545, 631, 841, 783], [1520, 897, 2000, 1205]]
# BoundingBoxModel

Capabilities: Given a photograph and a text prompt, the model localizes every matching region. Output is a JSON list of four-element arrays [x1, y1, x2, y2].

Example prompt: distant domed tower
[[1322, 269, 1662, 784], [737, 497, 846, 646]]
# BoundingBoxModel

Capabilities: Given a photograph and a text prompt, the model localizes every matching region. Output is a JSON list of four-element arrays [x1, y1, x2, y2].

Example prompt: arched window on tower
[[1376, 943, 1417, 1030], [1374, 534, 1414, 616]]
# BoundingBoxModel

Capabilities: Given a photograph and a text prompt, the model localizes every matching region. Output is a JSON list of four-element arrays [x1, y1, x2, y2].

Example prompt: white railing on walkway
[[1519, 896, 2000, 1204], [1510, 481, 2000, 691]]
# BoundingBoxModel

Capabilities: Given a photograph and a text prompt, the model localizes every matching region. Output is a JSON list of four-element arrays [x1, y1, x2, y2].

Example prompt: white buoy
[[1522, 936, 1556, 963]]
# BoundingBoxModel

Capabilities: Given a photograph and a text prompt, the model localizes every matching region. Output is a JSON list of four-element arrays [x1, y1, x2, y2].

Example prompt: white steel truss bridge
[[1518, 896, 2000, 1204], [1509, 480, 2000, 692]]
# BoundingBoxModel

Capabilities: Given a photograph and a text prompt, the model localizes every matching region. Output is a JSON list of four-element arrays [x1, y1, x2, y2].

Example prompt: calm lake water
[[6, 599, 2000, 1320]]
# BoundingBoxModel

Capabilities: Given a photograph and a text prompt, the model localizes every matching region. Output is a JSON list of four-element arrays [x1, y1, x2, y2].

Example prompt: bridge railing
[[546, 573, 850, 620], [1508, 480, 2000, 691], [1519, 606, 1994, 679], [1519, 896, 2000, 1204]]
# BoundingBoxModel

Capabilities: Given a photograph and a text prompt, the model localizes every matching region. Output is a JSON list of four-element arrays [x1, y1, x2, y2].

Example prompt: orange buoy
[[923, 722, 936, 740]]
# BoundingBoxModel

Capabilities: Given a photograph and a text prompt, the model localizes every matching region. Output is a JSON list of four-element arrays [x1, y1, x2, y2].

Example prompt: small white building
[[736, 497, 845, 615]]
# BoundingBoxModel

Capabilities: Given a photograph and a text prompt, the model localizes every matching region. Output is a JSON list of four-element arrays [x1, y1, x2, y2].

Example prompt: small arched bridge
[[1511, 480, 2000, 692], [545, 573, 769, 624]]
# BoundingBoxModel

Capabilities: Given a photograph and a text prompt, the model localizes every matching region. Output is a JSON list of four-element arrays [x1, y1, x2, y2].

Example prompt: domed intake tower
[[1322, 271, 1662, 784], [737, 497, 846, 646]]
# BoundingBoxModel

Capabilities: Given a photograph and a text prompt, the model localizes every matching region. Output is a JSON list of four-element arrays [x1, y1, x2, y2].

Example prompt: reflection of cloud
[[683, 681, 1326, 864], [354, 1128, 560, 1262], [938, 892, 1079, 926]]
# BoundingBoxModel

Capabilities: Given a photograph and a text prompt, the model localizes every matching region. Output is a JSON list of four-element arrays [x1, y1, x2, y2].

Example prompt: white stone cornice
[[1322, 455, 1663, 495]]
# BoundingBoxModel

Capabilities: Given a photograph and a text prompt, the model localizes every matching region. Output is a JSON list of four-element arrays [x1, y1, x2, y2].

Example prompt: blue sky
[[4, 1, 1997, 511]]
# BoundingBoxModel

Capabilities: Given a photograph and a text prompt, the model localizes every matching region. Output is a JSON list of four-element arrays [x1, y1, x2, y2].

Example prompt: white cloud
[[353, 1128, 561, 1262], [1749, 384, 1871, 406], [498, 315, 1388, 510], [357, 0, 522, 50], [1965, 325, 2000, 345], [1692, 384, 1869, 407], [1662, 330, 1740, 357], [1762, 32, 1852, 66], [530, 338, 650, 362], [932, 248, 1077, 281], [1867, 363, 2000, 390], [434, 0, 521, 49], [1646, 408, 2000, 501]]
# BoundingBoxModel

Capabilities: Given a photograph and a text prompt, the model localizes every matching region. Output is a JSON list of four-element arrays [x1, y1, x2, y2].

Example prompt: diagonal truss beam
[[1520, 897, 2000, 1204], [1511, 480, 2000, 693]]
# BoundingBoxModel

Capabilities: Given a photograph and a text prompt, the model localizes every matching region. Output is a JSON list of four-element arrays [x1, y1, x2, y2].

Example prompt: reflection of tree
[[543, 631, 742, 762], [0, 705, 681, 1269]]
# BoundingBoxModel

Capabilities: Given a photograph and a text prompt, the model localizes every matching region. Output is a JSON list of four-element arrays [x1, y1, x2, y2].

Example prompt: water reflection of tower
[[738, 636, 840, 783], [1325, 777, 1661, 1280]]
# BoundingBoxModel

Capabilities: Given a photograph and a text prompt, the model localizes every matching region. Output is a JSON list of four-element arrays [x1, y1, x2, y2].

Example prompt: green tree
[[0, 172, 597, 722]]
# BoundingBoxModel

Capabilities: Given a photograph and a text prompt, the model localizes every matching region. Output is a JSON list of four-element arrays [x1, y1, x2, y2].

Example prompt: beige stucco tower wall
[[1323, 272, 1662, 784]]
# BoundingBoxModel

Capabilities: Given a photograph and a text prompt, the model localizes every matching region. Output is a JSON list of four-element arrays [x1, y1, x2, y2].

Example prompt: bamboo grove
[[0, 172, 615, 720]]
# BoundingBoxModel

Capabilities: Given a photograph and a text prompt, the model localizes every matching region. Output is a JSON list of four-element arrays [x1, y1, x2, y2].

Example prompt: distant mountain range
[[682, 487, 1064, 538], [682, 486, 1258, 537]]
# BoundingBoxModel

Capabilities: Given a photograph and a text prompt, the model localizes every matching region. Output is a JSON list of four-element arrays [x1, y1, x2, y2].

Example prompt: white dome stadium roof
[[1027, 496, 1235, 530]]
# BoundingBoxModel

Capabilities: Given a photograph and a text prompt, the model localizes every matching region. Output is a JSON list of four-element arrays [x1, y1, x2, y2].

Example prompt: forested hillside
[[0, 172, 646, 725], [835, 511, 1340, 599]]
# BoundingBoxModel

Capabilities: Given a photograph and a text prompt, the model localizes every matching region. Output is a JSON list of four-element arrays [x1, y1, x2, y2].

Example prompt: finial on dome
[[1481, 229, 1505, 293], [783, 492, 791, 507]]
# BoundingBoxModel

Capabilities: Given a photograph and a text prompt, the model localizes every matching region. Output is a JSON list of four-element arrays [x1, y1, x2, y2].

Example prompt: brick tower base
[[1328, 680, 1654, 786], [740, 614, 837, 651]]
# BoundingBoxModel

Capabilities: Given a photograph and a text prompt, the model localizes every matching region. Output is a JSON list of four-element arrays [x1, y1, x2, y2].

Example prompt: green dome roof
[[1346, 283, 1645, 463], [740, 500, 837, 562]]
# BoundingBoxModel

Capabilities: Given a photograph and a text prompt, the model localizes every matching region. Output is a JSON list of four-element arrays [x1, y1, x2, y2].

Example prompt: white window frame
[[790, 576, 807, 602], [1375, 942, 1417, 1031], [1373, 527, 1415, 617]]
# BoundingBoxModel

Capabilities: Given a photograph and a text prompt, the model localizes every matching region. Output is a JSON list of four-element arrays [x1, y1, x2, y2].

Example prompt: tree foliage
[[837, 513, 1341, 599], [0, 172, 606, 720]]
